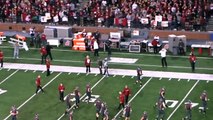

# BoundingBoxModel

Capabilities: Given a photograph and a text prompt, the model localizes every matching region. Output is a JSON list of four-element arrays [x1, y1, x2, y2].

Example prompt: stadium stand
[[0, 0, 211, 31]]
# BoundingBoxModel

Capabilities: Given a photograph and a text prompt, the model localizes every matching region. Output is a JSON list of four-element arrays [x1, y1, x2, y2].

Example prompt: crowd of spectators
[[0, 0, 212, 31]]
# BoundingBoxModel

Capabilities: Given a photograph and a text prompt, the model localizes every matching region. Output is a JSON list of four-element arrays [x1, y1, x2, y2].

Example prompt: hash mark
[[95, 73, 98, 76], [24, 69, 28, 72], [178, 78, 181, 81], [187, 79, 190, 82], [131, 76, 134, 78], [7, 69, 10, 71], [77, 73, 80, 75], [42, 71, 45, 73], [159, 77, 162, 80], [68, 72, 71, 75], [33, 70, 36, 73], [113, 75, 116, 77], [122, 75, 125, 78], [169, 78, 172, 81]]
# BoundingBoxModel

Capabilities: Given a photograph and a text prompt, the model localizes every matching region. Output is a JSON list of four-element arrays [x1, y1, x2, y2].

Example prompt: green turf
[[0, 69, 16, 82], [66, 76, 148, 120], [171, 81, 213, 120], [0, 70, 58, 119], [17, 73, 102, 120]]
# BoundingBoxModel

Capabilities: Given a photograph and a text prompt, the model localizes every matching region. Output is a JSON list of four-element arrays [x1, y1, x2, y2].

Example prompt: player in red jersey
[[35, 75, 44, 94], [40, 46, 47, 64], [86, 83, 91, 103], [85, 55, 91, 73], [189, 53, 196, 72], [122, 85, 131, 105], [0, 50, 3, 67], [10, 105, 18, 120], [118, 91, 125, 110], [46, 58, 51, 76], [58, 83, 65, 102]]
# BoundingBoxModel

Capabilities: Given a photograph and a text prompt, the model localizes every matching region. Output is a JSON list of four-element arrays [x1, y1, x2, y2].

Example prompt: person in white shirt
[[93, 39, 99, 57], [159, 48, 167, 67]]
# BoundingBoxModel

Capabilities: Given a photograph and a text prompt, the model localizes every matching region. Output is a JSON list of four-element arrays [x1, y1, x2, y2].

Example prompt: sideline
[[112, 77, 153, 120], [0, 46, 213, 60], [4, 72, 62, 120], [4, 57, 213, 71], [57, 75, 106, 120], [166, 80, 200, 120]]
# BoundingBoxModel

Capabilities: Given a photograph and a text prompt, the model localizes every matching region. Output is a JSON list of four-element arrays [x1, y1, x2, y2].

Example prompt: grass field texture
[[0, 69, 212, 120]]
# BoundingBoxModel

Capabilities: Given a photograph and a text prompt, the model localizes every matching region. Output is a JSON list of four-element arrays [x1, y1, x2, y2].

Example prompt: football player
[[123, 104, 132, 120], [74, 87, 81, 109], [140, 111, 148, 120], [199, 90, 208, 114], [34, 113, 39, 120], [94, 98, 102, 120], [100, 102, 107, 120], [136, 67, 143, 86], [155, 98, 166, 120], [65, 93, 72, 114], [86, 84, 92, 103], [103, 107, 109, 120], [183, 100, 192, 120], [10, 105, 18, 120]]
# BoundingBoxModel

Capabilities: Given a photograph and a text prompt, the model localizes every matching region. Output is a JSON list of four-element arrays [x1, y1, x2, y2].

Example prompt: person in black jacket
[[46, 42, 53, 60]]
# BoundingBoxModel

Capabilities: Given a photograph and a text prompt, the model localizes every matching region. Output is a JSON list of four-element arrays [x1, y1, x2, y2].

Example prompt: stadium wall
[[0, 23, 210, 41]]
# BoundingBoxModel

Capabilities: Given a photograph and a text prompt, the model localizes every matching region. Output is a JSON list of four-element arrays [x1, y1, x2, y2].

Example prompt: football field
[[0, 65, 212, 120]]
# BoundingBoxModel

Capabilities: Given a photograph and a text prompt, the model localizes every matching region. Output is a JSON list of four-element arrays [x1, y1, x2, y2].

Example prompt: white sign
[[155, 15, 162, 22], [141, 18, 149, 24], [45, 13, 51, 20]]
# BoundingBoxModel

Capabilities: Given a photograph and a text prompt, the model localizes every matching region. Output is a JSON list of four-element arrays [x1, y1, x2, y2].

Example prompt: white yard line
[[0, 69, 19, 85], [3, 72, 62, 120], [166, 80, 200, 120], [122, 75, 125, 78], [57, 76, 106, 120], [4, 57, 213, 71], [131, 76, 134, 78], [113, 77, 153, 119]]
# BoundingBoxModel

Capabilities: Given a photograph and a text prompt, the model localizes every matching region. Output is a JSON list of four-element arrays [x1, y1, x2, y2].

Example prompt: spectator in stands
[[0, 0, 211, 31]]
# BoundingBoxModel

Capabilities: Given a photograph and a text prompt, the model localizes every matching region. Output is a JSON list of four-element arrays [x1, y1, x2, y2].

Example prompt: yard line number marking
[[3, 72, 62, 120], [0, 69, 19, 85], [57, 76, 106, 120], [113, 77, 153, 119], [166, 80, 200, 120]]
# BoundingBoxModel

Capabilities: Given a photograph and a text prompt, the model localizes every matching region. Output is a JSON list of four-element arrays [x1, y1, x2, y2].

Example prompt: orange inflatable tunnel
[[0, 32, 4, 36], [15, 34, 26, 41]]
